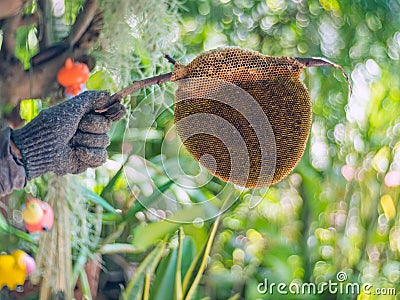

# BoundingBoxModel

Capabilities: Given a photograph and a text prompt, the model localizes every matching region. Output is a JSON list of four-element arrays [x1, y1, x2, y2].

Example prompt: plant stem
[[95, 72, 172, 113], [111, 72, 172, 101], [143, 273, 151, 300], [175, 227, 184, 300], [295, 57, 353, 96], [184, 192, 233, 300]]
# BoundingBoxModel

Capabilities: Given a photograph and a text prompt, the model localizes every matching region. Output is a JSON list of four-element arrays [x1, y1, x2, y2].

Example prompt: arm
[[0, 90, 125, 197], [0, 127, 26, 197]]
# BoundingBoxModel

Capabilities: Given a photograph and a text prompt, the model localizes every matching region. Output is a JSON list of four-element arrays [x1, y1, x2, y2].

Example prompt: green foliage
[[19, 99, 42, 122], [14, 25, 38, 69], [150, 235, 196, 300], [122, 242, 166, 300], [83, 186, 121, 216], [131, 206, 204, 251], [86, 70, 116, 91]]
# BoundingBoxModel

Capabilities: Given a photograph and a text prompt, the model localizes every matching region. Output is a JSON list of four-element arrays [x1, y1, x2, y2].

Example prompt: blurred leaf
[[150, 235, 196, 300], [319, 0, 340, 12], [0, 213, 7, 232], [175, 229, 184, 300], [86, 71, 116, 90], [101, 165, 124, 198], [181, 224, 208, 253], [79, 268, 93, 300], [99, 243, 140, 254], [15, 25, 38, 69], [22, 1, 38, 14], [155, 108, 174, 128], [123, 242, 166, 300], [72, 247, 89, 286], [132, 205, 204, 251], [150, 242, 178, 300], [82, 187, 121, 216], [124, 180, 174, 221], [184, 206, 226, 300], [19, 99, 42, 122], [143, 273, 151, 300], [132, 38, 152, 71], [102, 212, 124, 222], [380, 194, 396, 221], [6, 226, 36, 244]]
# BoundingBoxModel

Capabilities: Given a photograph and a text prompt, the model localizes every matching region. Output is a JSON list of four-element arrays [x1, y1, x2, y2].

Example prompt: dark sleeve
[[0, 127, 27, 197]]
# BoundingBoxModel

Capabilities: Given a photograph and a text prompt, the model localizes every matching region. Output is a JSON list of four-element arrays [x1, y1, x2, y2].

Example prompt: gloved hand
[[11, 90, 126, 180]]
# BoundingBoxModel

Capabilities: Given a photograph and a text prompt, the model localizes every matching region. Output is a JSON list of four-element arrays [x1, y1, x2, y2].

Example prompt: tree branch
[[0, 0, 23, 20], [295, 57, 353, 96], [37, 0, 50, 50], [66, 0, 98, 46], [112, 73, 173, 101], [94, 72, 173, 113], [73, 10, 103, 53]]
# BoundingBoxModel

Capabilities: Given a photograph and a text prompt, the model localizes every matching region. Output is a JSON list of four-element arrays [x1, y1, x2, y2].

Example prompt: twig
[[295, 57, 353, 96], [100, 52, 177, 110], [95, 72, 173, 113], [112, 72, 172, 101], [163, 53, 176, 64]]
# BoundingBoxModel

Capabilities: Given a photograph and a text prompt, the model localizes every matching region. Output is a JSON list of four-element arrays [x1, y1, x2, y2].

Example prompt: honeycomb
[[172, 48, 312, 188]]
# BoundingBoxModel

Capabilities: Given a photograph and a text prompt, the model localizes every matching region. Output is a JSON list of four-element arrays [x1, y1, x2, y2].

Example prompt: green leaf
[[99, 243, 140, 254], [181, 224, 208, 254], [86, 71, 116, 91], [14, 25, 38, 69], [123, 242, 166, 300], [175, 229, 184, 300], [100, 165, 124, 198], [155, 108, 174, 128], [72, 247, 89, 286], [150, 244, 178, 300], [82, 187, 121, 216], [0, 212, 8, 232], [124, 180, 174, 221], [150, 235, 196, 300], [179, 237, 196, 288], [102, 212, 124, 222], [79, 268, 93, 300], [19, 99, 42, 122], [7, 227, 36, 244], [131, 205, 205, 251], [183, 191, 232, 300]]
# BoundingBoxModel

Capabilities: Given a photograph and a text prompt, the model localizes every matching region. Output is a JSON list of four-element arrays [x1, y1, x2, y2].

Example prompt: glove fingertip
[[102, 103, 127, 121], [84, 90, 112, 112], [75, 147, 108, 168], [78, 114, 111, 134]]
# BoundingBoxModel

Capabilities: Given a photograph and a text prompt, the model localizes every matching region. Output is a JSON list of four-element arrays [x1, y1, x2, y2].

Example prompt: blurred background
[[1, 0, 400, 299]]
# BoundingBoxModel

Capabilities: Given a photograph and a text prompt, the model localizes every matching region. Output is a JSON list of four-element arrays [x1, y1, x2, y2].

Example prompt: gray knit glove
[[11, 90, 126, 180]]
